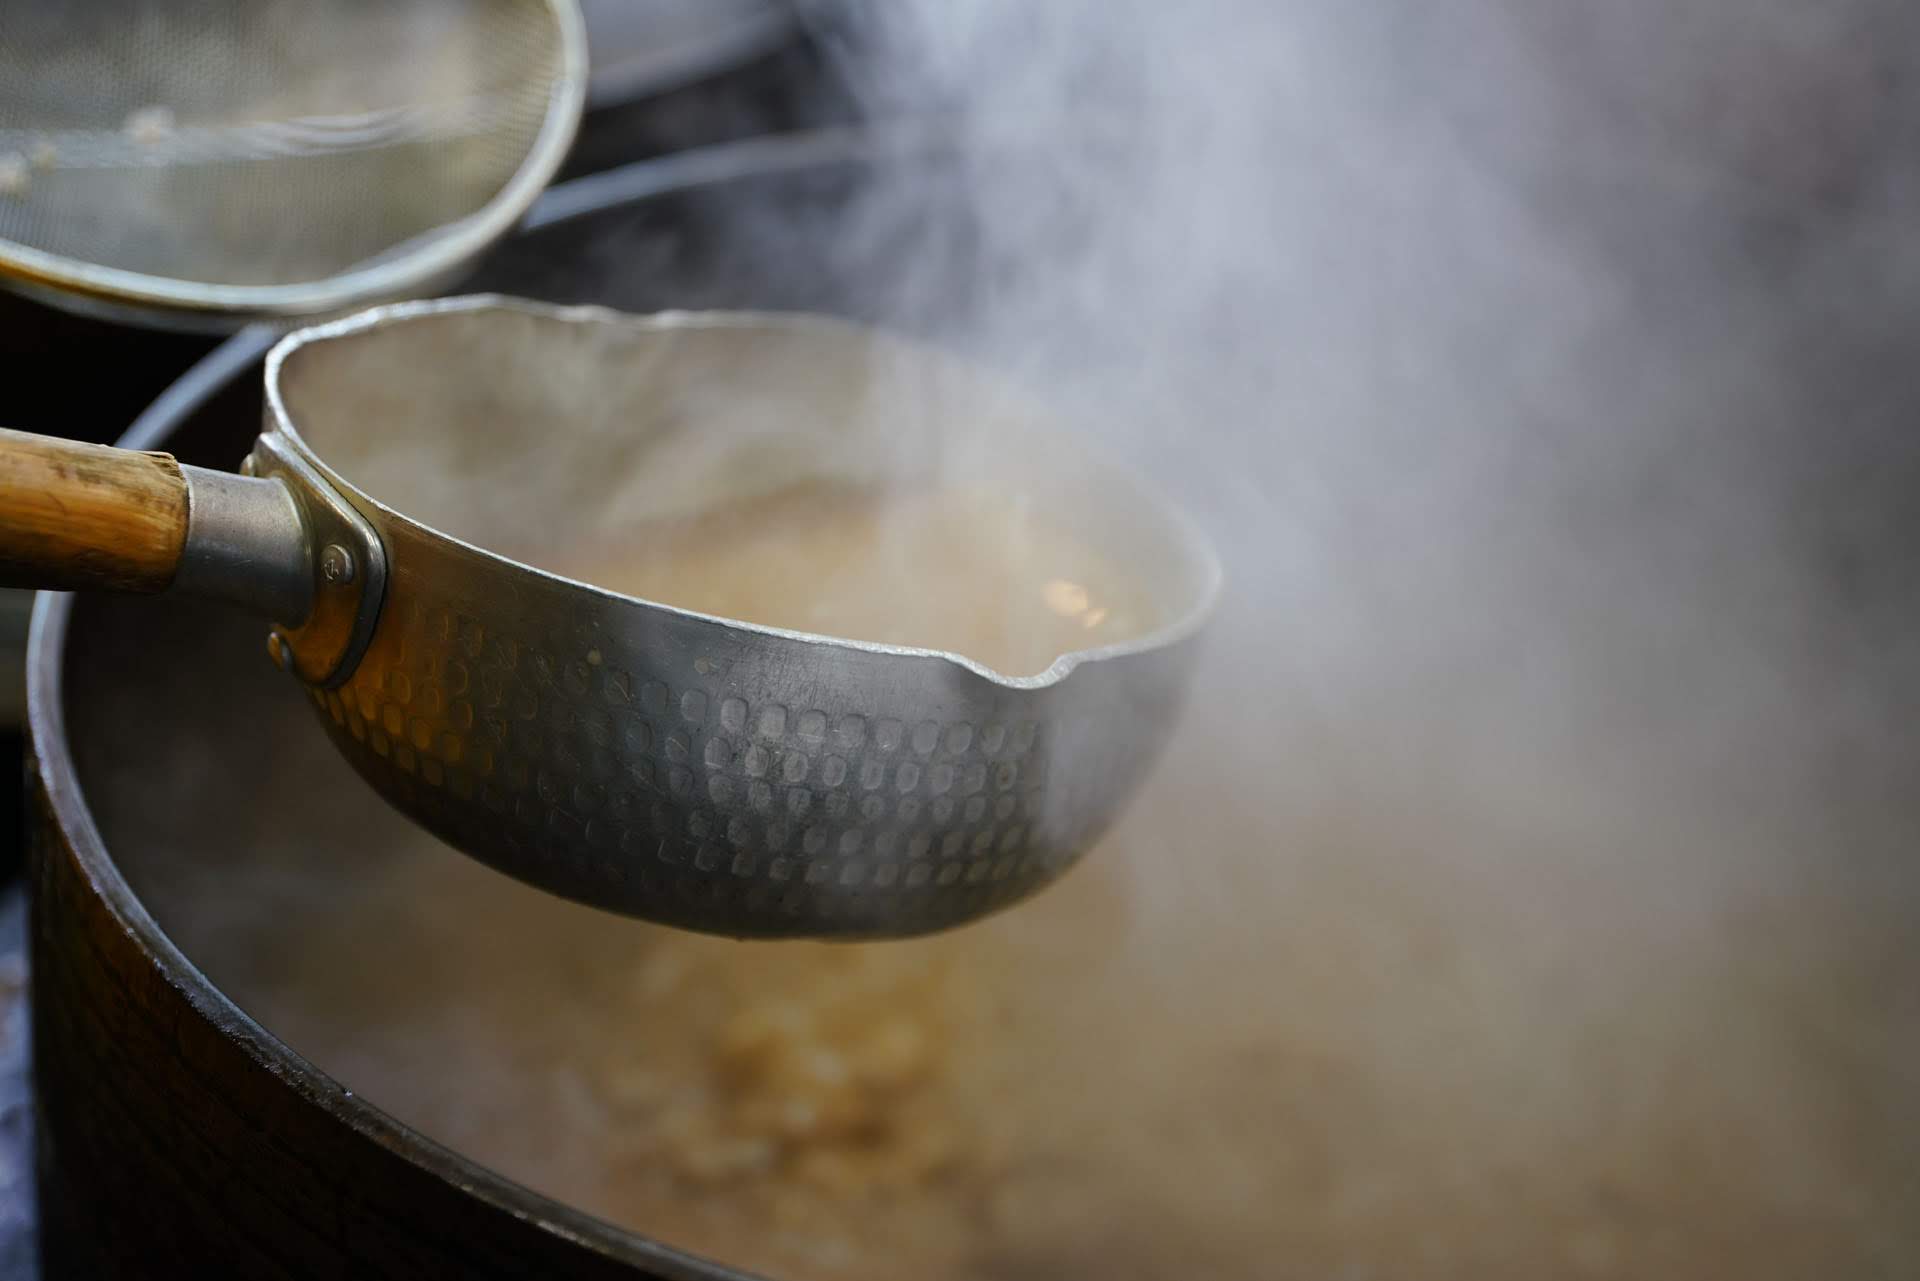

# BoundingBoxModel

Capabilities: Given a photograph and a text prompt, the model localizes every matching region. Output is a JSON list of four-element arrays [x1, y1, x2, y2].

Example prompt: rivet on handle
[[319, 544, 356, 586]]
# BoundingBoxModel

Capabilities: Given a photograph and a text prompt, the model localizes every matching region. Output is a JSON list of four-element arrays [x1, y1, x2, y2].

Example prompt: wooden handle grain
[[0, 427, 190, 594]]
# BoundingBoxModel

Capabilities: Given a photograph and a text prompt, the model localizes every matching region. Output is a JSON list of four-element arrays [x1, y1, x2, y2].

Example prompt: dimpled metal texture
[[268, 298, 1216, 939]]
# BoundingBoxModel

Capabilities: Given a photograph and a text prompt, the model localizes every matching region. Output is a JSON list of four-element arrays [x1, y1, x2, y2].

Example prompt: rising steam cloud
[[798, 0, 1920, 894]]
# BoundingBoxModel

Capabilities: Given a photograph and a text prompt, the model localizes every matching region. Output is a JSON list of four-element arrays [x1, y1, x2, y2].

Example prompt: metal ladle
[[0, 297, 1218, 937]]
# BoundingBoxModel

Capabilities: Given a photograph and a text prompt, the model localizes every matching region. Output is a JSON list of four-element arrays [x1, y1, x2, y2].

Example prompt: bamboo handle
[[0, 427, 190, 593]]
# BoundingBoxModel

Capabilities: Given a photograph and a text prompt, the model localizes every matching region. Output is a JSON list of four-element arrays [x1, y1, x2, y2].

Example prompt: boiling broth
[[550, 480, 1162, 678]]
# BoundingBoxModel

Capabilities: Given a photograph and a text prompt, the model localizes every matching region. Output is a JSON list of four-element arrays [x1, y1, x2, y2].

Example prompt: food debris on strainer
[[123, 106, 176, 145]]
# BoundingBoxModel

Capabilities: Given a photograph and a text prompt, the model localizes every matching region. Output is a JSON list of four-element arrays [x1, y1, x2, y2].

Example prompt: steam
[[794, 0, 1920, 910], [741, 13, 1920, 1264]]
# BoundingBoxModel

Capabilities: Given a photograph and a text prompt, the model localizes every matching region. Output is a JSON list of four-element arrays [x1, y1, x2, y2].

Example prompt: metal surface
[[174, 467, 311, 623], [0, 0, 587, 329], [258, 296, 1217, 937], [248, 430, 388, 689]]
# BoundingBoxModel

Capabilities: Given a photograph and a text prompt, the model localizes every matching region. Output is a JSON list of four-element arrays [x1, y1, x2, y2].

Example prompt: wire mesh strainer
[[0, 0, 585, 329]]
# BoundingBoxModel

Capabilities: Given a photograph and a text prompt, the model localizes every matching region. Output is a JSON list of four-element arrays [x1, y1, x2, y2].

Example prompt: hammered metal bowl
[[261, 296, 1219, 938]]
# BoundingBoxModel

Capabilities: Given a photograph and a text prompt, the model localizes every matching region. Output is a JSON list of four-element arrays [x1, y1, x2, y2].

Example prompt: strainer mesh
[[0, 0, 563, 289]]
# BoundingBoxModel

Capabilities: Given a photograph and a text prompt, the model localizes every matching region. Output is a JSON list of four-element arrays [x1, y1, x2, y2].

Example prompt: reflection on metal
[[244, 433, 388, 690], [174, 466, 313, 625]]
